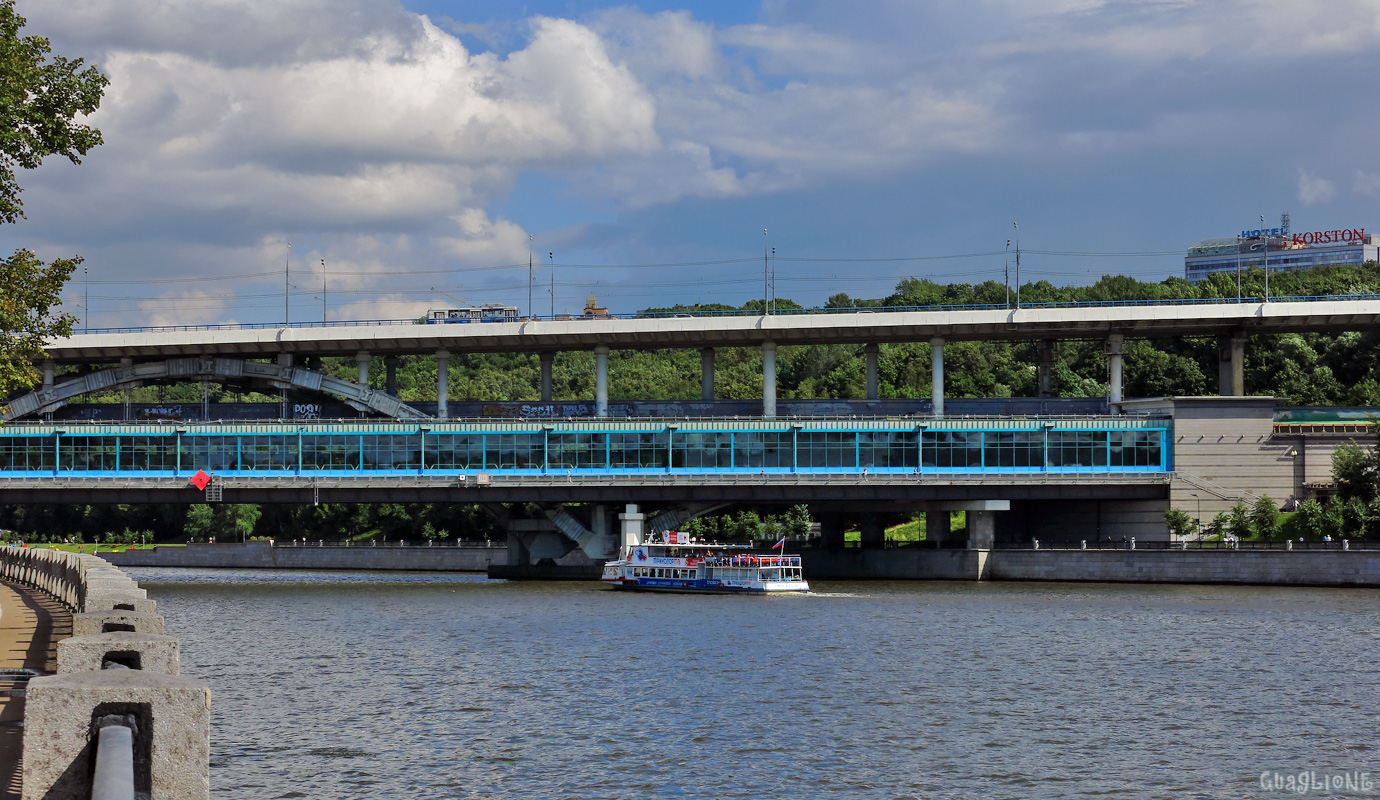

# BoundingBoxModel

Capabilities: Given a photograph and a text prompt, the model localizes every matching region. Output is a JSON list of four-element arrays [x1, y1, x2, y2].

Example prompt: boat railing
[[700, 556, 801, 568]]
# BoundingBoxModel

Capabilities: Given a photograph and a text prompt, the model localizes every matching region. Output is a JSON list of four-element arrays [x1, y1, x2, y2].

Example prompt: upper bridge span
[[41, 296, 1380, 362]]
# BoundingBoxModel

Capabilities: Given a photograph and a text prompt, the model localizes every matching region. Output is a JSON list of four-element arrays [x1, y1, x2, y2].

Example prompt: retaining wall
[[101, 540, 511, 571], [801, 547, 1380, 586]]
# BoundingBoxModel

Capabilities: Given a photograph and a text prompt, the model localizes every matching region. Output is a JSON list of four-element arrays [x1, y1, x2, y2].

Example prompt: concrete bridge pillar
[[762, 341, 778, 419], [1106, 334, 1124, 413], [864, 344, 880, 401], [506, 529, 530, 567], [41, 360, 54, 388], [436, 349, 449, 419], [930, 337, 945, 416], [594, 345, 609, 417], [926, 510, 949, 546], [859, 515, 885, 549], [1218, 334, 1246, 396], [384, 356, 398, 397], [1037, 339, 1054, 398], [355, 351, 370, 387], [700, 347, 715, 400], [819, 513, 845, 549], [967, 511, 996, 550], [120, 357, 133, 420], [618, 504, 645, 553], [540, 352, 554, 402]]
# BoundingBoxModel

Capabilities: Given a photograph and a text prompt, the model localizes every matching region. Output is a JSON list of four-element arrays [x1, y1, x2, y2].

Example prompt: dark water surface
[[126, 569, 1380, 799]]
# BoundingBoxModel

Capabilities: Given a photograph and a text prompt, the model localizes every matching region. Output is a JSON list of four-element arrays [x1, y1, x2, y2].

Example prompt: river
[[125, 569, 1380, 799]]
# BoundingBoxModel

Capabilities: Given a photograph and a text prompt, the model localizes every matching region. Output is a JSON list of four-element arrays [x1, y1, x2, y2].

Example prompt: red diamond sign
[[190, 470, 212, 491]]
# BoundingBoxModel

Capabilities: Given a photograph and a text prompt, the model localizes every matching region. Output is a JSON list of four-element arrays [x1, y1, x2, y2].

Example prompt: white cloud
[[1297, 169, 1337, 206], [1356, 171, 1380, 198]]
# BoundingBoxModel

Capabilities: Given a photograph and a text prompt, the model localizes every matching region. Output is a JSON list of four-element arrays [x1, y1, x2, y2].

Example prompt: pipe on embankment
[[0, 545, 209, 799]]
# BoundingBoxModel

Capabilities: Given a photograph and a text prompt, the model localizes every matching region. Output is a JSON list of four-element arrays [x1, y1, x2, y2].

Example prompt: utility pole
[[1013, 222, 1021, 308], [320, 258, 327, 322], [770, 246, 776, 313], [763, 228, 769, 315], [528, 234, 534, 318], [1261, 214, 1270, 301], [549, 252, 555, 317], [84, 264, 89, 331], [1004, 238, 1011, 307], [284, 241, 291, 325]]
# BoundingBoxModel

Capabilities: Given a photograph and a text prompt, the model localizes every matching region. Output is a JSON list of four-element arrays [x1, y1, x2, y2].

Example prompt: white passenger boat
[[600, 532, 810, 594]]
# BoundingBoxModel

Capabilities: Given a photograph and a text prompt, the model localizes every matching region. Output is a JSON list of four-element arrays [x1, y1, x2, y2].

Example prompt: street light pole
[[320, 258, 327, 323], [284, 241, 291, 325], [528, 234, 534, 318], [763, 228, 769, 316], [548, 252, 555, 317], [1261, 214, 1269, 301], [1013, 222, 1021, 308]]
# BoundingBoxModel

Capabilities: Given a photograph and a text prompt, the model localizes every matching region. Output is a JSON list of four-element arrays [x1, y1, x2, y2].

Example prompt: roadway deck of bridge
[[43, 298, 1380, 361], [0, 580, 70, 800]]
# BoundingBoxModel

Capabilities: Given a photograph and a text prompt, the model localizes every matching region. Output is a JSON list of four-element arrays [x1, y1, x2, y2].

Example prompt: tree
[[1164, 507, 1198, 540], [1332, 440, 1379, 503], [0, 0, 108, 224], [1227, 499, 1252, 539], [1249, 495, 1280, 539], [0, 1, 108, 397]]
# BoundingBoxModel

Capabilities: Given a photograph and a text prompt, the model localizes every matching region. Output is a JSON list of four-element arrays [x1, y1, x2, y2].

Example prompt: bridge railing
[[66, 292, 1380, 335], [990, 539, 1380, 551]]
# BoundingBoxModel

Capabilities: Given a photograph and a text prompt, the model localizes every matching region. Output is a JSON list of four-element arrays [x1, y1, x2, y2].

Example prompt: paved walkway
[[0, 580, 70, 800]]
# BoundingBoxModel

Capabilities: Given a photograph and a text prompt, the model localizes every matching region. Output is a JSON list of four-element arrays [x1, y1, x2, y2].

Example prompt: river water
[[125, 569, 1380, 799]]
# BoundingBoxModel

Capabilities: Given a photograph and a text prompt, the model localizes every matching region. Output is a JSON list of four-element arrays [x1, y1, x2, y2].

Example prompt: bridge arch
[[2, 357, 428, 421]]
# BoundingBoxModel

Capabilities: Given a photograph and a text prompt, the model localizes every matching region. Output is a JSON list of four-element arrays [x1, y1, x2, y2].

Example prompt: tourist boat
[[600, 532, 810, 594]]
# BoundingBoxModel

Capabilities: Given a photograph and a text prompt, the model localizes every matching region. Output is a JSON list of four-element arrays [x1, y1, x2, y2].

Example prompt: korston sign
[[1292, 228, 1365, 245]]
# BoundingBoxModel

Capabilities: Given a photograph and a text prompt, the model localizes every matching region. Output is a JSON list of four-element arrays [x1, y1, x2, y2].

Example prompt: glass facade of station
[[0, 420, 1171, 477]]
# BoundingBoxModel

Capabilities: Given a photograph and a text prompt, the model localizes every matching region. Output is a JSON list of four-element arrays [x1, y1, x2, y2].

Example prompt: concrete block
[[82, 590, 157, 614], [57, 632, 180, 676], [23, 670, 210, 800], [72, 611, 165, 637]]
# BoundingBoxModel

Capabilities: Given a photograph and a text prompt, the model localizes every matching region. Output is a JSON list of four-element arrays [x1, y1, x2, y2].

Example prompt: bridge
[[9, 296, 1380, 422]]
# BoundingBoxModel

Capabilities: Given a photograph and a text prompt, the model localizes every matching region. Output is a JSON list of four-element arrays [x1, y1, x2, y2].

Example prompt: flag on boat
[[772, 537, 786, 550]]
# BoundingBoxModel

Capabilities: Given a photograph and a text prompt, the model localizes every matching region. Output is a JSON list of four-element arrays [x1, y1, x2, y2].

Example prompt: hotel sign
[[1291, 228, 1365, 245]]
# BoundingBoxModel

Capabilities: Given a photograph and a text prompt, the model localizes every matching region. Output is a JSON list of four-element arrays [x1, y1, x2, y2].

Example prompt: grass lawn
[[5, 543, 183, 553]]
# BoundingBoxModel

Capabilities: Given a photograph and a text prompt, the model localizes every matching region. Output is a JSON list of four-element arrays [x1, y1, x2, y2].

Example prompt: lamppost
[[548, 252, 555, 317], [528, 234, 534, 318], [1261, 214, 1270, 301], [1012, 222, 1021, 308], [1191, 492, 1202, 537], [763, 228, 769, 316], [320, 258, 327, 323], [284, 241, 291, 324]]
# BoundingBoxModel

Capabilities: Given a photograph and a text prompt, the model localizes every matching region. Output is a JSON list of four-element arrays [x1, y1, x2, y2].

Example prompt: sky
[[6, 0, 1380, 327]]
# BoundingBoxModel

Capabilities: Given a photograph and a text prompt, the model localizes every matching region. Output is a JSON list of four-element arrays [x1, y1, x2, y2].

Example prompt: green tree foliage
[[1164, 507, 1198, 539], [0, 0, 108, 223], [0, 1, 107, 397], [1227, 499, 1252, 539], [183, 504, 261, 542], [1249, 495, 1280, 540], [1332, 440, 1380, 504]]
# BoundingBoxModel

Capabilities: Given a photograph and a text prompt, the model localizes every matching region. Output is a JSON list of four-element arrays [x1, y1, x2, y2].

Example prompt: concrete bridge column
[[967, 511, 995, 550], [540, 352, 554, 402], [384, 356, 398, 397], [819, 513, 845, 549], [864, 344, 880, 401], [120, 357, 133, 420], [41, 360, 54, 388], [1218, 334, 1245, 396], [930, 337, 945, 416], [506, 529, 530, 567], [860, 515, 885, 549], [594, 345, 609, 418], [925, 510, 950, 546], [700, 347, 715, 400], [355, 351, 370, 387], [1106, 334, 1124, 413], [1037, 339, 1054, 398], [762, 341, 777, 419], [619, 504, 645, 553], [436, 349, 449, 419]]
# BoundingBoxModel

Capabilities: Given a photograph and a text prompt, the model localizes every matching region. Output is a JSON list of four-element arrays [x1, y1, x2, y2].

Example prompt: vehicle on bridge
[[602, 533, 810, 594], [426, 304, 520, 324]]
